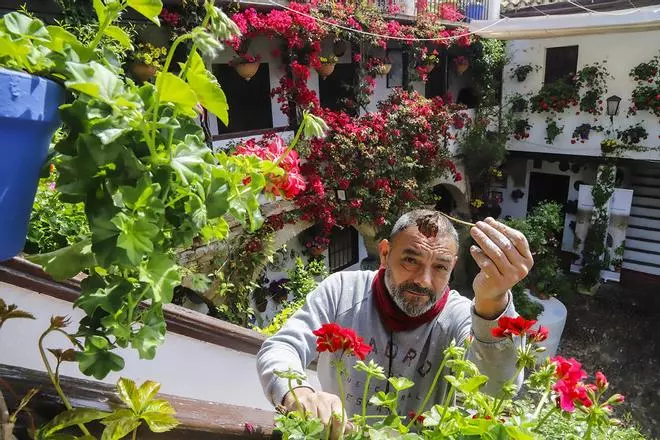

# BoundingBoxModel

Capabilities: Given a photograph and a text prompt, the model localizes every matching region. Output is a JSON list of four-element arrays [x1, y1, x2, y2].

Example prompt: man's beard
[[384, 266, 440, 317]]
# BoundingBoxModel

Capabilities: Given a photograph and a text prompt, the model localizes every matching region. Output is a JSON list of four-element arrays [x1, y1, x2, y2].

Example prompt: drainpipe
[[489, 0, 501, 20]]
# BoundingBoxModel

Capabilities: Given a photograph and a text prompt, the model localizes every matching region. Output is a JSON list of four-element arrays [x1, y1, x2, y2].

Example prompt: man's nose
[[413, 266, 434, 290]]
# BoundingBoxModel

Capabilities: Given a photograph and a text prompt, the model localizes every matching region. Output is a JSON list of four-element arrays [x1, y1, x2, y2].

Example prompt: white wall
[[503, 29, 660, 160], [0, 282, 321, 410]]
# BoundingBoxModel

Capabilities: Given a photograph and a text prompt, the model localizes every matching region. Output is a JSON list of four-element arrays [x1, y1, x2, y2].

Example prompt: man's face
[[379, 226, 458, 317]]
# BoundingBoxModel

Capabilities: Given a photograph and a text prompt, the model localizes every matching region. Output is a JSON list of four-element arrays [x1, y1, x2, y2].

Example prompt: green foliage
[[511, 284, 544, 321], [457, 120, 508, 196], [255, 258, 329, 336], [468, 39, 507, 110], [26, 172, 90, 255], [545, 119, 563, 144], [33, 378, 178, 440], [0, 298, 35, 329], [506, 202, 573, 302]]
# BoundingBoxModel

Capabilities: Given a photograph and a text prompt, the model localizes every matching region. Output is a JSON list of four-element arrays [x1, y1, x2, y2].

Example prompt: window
[[544, 46, 578, 85], [319, 63, 358, 116], [328, 226, 359, 272], [425, 55, 447, 99], [214, 64, 273, 134]]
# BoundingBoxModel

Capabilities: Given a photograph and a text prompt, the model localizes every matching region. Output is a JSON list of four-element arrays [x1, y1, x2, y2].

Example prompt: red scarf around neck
[[372, 268, 450, 333]]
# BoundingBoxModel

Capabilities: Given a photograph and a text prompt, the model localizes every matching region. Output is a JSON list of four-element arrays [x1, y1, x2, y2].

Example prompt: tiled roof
[[501, 0, 562, 12]]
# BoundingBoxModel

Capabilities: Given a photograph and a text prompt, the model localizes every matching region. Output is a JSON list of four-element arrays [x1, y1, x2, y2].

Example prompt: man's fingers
[[478, 219, 532, 279], [470, 224, 513, 275], [484, 217, 534, 263], [470, 245, 502, 279], [329, 412, 344, 440]]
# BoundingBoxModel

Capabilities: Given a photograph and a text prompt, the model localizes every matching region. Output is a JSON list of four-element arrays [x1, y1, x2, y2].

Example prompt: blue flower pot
[[0, 68, 64, 261]]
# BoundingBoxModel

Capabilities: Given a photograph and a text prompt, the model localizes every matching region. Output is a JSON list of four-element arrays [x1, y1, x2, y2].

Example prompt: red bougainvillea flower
[[491, 316, 537, 338], [313, 323, 372, 360]]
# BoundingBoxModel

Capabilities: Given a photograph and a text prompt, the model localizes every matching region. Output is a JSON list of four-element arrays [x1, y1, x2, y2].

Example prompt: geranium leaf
[[93, 0, 106, 22], [185, 51, 228, 125], [111, 213, 159, 264], [387, 377, 414, 392], [170, 138, 210, 185], [126, 0, 162, 25], [138, 254, 180, 303], [155, 72, 198, 116], [27, 239, 96, 281], [65, 61, 124, 103], [3, 12, 50, 41], [103, 25, 132, 49], [77, 337, 125, 380], [131, 305, 166, 359]]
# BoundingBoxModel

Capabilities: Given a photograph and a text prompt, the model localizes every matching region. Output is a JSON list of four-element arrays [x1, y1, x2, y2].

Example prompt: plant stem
[[274, 117, 307, 169], [286, 378, 305, 420], [438, 211, 476, 228], [437, 385, 456, 427], [361, 375, 372, 423], [584, 416, 594, 440], [38, 329, 91, 436], [405, 353, 449, 430], [335, 364, 346, 438], [88, 12, 114, 51], [132, 427, 138, 440], [533, 385, 552, 419], [533, 406, 557, 432]]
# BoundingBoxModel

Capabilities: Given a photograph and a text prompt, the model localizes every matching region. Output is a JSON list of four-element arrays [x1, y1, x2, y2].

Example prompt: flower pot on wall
[[131, 63, 157, 82], [376, 63, 392, 76], [455, 63, 469, 75], [234, 62, 260, 81], [0, 68, 64, 261], [316, 63, 336, 79], [333, 39, 348, 57]]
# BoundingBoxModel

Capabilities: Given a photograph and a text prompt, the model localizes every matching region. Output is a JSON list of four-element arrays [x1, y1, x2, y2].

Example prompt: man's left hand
[[469, 217, 534, 319]]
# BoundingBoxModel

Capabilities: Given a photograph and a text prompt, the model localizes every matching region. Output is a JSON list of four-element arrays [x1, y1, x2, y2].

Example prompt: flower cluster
[[491, 316, 548, 342], [233, 134, 306, 199], [131, 42, 167, 69], [529, 79, 579, 114], [295, 90, 468, 236], [313, 323, 372, 360], [629, 56, 660, 119], [512, 118, 531, 140]]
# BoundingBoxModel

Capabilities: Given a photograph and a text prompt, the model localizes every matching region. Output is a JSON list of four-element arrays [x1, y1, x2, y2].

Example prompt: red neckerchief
[[372, 268, 450, 333]]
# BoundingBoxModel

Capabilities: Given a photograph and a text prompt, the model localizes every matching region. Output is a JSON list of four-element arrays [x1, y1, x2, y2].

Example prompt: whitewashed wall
[[503, 29, 660, 160], [0, 282, 321, 410]]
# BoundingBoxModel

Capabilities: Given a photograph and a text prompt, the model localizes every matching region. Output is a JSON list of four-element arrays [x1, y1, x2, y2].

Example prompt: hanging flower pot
[[376, 63, 392, 76], [131, 63, 157, 82], [424, 63, 436, 73], [453, 56, 469, 75], [317, 63, 336, 79], [333, 39, 348, 57], [231, 54, 262, 81], [0, 68, 64, 261], [235, 62, 260, 81], [309, 246, 327, 257]]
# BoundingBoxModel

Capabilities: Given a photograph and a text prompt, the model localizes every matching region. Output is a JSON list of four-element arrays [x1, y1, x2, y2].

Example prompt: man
[[256, 210, 533, 434]]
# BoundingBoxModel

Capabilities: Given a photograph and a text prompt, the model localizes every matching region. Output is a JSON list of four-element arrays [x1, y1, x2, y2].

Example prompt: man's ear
[[378, 239, 390, 268]]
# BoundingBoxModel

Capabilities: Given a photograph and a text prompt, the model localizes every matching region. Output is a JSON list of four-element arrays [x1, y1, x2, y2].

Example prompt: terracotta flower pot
[[333, 40, 348, 57], [376, 63, 392, 76], [309, 246, 327, 257], [132, 63, 157, 82], [455, 63, 469, 75], [234, 62, 260, 81], [424, 63, 436, 73], [316, 63, 336, 79]]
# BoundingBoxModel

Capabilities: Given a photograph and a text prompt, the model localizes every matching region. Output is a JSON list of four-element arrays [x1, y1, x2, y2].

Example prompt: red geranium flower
[[527, 326, 549, 343], [313, 323, 372, 360], [491, 316, 537, 338]]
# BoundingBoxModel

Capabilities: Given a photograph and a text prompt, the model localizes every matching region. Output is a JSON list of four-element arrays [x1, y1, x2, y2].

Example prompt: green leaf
[[120, 179, 160, 211], [65, 61, 124, 103], [137, 381, 163, 411], [131, 305, 166, 359], [27, 239, 96, 281], [185, 51, 228, 125], [111, 213, 159, 264], [77, 336, 125, 380], [126, 0, 163, 25], [141, 411, 179, 433], [138, 254, 181, 303], [117, 378, 140, 411], [458, 375, 489, 393], [103, 25, 132, 49], [93, 0, 106, 22], [101, 417, 141, 440], [170, 138, 210, 185], [3, 12, 50, 41], [155, 72, 198, 116], [387, 377, 414, 392], [39, 408, 109, 437]]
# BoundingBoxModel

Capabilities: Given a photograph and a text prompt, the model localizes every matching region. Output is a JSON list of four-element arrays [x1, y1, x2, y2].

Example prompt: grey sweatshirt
[[256, 270, 521, 417]]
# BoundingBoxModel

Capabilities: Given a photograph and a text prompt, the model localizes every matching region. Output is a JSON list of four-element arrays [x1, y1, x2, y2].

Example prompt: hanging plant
[[510, 64, 535, 82], [628, 55, 660, 119], [600, 139, 619, 155], [512, 119, 531, 140], [575, 61, 610, 115], [617, 123, 648, 145], [511, 189, 525, 202], [419, 47, 440, 73], [570, 123, 603, 144], [316, 55, 338, 79], [229, 54, 262, 81], [529, 79, 579, 114], [509, 94, 528, 113], [545, 118, 563, 144], [333, 39, 349, 57], [453, 55, 469, 75]]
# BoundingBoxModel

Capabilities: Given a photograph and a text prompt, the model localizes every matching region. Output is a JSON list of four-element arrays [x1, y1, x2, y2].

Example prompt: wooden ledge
[[1, 364, 277, 439], [0, 258, 267, 355]]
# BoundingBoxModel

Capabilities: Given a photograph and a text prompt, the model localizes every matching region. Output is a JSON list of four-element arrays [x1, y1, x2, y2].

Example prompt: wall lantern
[[334, 189, 348, 201], [606, 95, 621, 123]]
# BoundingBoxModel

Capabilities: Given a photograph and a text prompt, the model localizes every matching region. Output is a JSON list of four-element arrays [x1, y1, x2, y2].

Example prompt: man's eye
[[435, 265, 447, 272], [404, 257, 417, 264]]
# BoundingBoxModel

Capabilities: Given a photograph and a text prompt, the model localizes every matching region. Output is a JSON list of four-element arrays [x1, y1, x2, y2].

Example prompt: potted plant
[[511, 63, 535, 82], [373, 57, 392, 76], [512, 118, 531, 140], [316, 55, 338, 79], [268, 278, 290, 304], [332, 38, 348, 57], [617, 123, 648, 145], [510, 94, 528, 113], [230, 53, 262, 81], [571, 123, 592, 143], [600, 139, 618, 155], [452, 55, 469, 75], [130, 42, 167, 82], [419, 48, 440, 73], [545, 118, 563, 144]]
